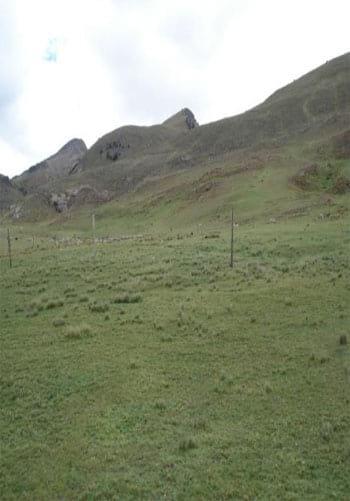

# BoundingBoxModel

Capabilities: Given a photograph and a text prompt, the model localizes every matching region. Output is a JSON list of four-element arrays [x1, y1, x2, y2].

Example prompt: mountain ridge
[[2, 52, 349, 220]]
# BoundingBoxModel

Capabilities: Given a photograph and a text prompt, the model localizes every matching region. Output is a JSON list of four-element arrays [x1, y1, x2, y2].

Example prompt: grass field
[[1, 212, 350, 499]]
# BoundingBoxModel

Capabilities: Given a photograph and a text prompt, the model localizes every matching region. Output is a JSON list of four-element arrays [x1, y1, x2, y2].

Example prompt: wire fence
[[0, 232, 161, 259], [0, 226, 228, 262]]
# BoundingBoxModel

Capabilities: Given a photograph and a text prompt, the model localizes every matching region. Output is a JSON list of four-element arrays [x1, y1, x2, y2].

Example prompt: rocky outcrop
[[183, 108, 198, 130], [51, 193, 68, 212], [162, 108, 199, 130], [50, 185, 111, 212], [9, 204, 24, 219], [102, 138, 130, 162]]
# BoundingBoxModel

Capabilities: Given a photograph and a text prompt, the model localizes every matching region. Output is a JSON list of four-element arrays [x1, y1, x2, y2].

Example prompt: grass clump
[[179, 438, 197, 452], [26, 309, 39, 318], [339, 334, 347, 345], [113, 293, 142, 304], [89, 301, 109, 313], [46, 299, 64, 310], [53, 318, 66, 327], [28, 299, 44, 311], [64, 323, 92, 339]]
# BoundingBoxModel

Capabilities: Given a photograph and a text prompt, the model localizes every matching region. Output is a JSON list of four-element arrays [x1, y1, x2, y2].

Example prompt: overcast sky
[[0, 0, 349, 177]]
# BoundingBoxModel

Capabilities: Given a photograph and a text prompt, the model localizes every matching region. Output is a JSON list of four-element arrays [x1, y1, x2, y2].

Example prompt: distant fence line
[[0, 224, 231, 263], [0, 232, 159, 259]]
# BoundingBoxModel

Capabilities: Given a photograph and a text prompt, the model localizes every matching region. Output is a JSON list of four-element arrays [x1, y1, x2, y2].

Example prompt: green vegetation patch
[[1, 216, 349, 499]]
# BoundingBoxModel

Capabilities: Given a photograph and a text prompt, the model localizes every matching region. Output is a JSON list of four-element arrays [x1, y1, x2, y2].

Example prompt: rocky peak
[[58, 138, 87, 156], [163, 108, 199, 131], [182, 108, 198, 129]]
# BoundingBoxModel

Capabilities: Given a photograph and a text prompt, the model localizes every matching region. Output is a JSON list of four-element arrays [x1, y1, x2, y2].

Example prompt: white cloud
[[0, 137, 28, 176], [0, 0, 349, 177]]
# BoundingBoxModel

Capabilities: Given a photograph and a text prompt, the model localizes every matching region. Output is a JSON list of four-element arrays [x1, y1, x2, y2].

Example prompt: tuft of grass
[[89, 301, 109, 313], [53, 318, 66, 327], [46, 299, 64, 310], [179, 438, 197, 452], [64, 323, 92, 339], [154, 400, 166, 411], [28, 299, 44, 311], [26, 309, 39, 318], [113, 293, 142, 304]]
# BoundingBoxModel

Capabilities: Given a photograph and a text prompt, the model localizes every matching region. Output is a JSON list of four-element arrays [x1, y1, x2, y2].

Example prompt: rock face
[[183, 108, 198, 129], [162, 108, 199, 130]]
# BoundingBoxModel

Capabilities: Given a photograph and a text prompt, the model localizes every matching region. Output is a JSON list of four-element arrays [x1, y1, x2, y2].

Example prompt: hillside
[[1, 52, 349, 222]]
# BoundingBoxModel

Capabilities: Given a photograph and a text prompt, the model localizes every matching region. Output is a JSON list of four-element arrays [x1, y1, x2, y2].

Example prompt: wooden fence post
[[7, 228, 12, 268], [230, 208, 234, 268], [92, 213, 96, 242]]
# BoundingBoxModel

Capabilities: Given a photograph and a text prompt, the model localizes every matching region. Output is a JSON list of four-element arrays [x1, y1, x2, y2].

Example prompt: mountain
[[1, 52, 349, 220], [13, 138, 87, 194]]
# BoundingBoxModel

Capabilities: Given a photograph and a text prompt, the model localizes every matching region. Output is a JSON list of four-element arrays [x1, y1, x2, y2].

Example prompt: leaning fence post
[[7, 228, 12, 268]]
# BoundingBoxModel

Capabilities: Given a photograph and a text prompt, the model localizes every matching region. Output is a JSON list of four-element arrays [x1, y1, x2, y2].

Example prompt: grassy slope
[[1, 197, 350, 499]]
